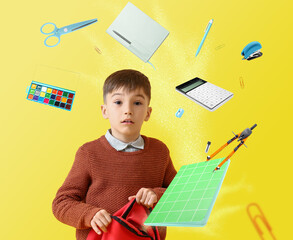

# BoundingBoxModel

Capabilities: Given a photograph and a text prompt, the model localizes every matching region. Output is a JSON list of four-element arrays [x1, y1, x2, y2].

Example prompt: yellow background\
[[1, 0, 292, 239]]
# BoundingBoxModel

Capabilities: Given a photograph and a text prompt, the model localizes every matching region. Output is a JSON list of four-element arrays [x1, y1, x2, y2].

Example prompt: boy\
[[52, 69, 177, 240]]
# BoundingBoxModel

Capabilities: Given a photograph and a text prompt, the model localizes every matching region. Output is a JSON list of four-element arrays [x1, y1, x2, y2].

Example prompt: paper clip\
[[247, 203, 277, 240], [215, 44, 225, 50], [240, 76, 245, 89], [94, 46, 102, 54]]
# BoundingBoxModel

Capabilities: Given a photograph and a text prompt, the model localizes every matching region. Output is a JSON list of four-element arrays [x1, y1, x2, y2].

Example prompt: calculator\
[[176, 77, 233, 111]]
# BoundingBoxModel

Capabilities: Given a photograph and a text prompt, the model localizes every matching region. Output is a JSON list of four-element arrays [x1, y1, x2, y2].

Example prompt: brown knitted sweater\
[[52, 135, 177, 240]]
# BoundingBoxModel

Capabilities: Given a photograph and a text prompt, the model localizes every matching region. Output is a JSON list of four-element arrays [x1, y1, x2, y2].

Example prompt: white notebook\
[[106, 2, 169, 62]]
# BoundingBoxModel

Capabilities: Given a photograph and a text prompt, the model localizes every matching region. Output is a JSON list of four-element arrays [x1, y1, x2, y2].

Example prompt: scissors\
[[40, 18, 97, 47]]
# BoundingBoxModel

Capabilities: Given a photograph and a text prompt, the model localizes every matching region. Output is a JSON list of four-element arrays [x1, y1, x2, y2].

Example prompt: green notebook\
[[144, 158, 230, 227]]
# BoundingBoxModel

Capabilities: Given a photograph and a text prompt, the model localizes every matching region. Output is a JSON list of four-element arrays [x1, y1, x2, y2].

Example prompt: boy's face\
[[101, 87, 152, 143]]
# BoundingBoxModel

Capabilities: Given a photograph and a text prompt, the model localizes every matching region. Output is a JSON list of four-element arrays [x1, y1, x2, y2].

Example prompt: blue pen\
[[195, 19, 213, 57]]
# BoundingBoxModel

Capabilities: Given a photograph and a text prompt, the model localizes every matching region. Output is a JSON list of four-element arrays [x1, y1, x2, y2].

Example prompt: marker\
[[195, 19, 213, 57]]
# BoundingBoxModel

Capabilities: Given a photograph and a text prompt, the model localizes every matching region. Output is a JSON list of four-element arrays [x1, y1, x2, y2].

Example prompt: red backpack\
[[87, 199, 160, 240]]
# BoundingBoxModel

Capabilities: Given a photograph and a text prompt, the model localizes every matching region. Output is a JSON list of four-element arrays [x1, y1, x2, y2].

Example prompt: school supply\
[[240, 76, 245, 89], [241, 41, 263, 60], [95, 46, 102, 54], [195, 19, 213, 57], [26, 81, 75, 111], [205, 141, 211, 153], [176, 77, 234, 112], [207, 124, 257, 171], [106, 2, 169, 63], [247, 203, 277, 240], [144, 158, 230, 227], [87, 199, 160, 240], [40, 18, 97, 47], [215, 44, 225, 50], [175, 108, 184, 118]]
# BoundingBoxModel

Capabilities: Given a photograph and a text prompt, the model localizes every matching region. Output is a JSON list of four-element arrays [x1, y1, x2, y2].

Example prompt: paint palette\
[[26, 81, 75, 111]]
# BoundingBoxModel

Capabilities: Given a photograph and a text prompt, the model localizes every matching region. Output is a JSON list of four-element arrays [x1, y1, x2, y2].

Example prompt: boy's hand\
[[90, 209, 112, 235], [128, 188, 158, 208]]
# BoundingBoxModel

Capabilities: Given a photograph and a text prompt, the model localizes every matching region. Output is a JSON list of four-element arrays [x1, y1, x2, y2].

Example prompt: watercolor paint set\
[[26, 81, 75, 111]]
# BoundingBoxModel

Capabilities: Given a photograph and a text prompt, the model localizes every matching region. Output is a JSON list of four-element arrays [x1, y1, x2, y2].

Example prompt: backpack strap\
[[111, 216, 154, 240], [121, 198, 137, 219], [113, 199, 159, 240]]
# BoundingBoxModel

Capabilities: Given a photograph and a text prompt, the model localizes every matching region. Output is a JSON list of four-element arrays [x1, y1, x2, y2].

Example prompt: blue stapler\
[[241, 41, 262, 60]]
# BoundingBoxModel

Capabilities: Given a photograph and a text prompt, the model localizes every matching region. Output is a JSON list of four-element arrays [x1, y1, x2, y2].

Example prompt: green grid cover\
[[144, 158, 230, 227]]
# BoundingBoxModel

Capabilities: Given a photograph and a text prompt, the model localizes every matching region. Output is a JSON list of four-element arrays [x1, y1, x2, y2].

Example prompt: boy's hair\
[[103, 69, 151, 103]]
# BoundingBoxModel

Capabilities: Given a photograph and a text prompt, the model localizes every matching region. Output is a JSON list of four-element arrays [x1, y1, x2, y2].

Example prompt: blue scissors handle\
[[40, 22, 61, 47], [40, 22, 58, 35]]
